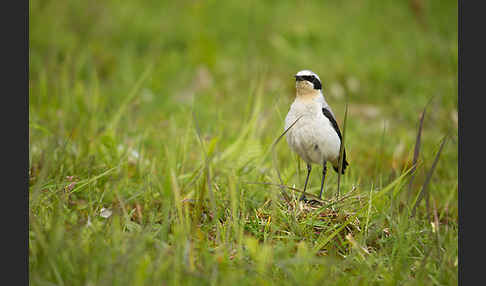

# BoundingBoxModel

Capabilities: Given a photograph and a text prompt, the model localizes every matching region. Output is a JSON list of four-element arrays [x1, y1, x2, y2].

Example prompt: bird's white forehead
[[296, 70, 321, 81]]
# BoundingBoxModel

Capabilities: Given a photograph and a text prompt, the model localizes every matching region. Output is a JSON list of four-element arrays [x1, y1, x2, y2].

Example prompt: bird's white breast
[[284, 97, 341, 165]]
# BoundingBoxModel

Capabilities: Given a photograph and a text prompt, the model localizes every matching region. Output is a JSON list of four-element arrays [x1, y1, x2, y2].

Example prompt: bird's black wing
[[322, 107, 349, 174]]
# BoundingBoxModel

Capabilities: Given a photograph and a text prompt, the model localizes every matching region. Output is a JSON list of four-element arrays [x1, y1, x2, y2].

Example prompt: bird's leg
[[299, 164, 312, 201], [318, 161, 327, 200]]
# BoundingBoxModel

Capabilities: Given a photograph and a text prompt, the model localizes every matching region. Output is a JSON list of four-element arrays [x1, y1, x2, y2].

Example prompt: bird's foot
[[307, 199, 323, 206], [299, 196, 323, 206]]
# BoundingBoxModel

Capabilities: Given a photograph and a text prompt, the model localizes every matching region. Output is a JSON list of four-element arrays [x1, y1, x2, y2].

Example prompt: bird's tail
[[332, 149, 349, 174]]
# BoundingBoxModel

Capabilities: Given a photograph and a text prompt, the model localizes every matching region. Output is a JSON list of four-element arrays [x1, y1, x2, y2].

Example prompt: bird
[[284, 70, 349, 202]]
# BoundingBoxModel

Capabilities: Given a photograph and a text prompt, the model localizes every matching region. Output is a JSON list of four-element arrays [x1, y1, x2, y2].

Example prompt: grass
[[29, 0, 458, 285]]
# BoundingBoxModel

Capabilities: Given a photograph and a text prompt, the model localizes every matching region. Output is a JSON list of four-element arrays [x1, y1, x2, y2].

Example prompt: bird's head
[[294, 70, 322, 97]]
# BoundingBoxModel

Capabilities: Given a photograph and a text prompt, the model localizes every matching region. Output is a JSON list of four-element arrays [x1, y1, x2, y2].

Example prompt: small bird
[[284, 70, 349, 201]]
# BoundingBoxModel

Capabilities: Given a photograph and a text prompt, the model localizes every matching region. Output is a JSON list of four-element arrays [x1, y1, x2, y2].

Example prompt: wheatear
[[284, 70, 349, 201]]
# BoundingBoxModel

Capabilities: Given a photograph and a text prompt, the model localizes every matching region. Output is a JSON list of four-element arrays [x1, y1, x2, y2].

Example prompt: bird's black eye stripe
[[296, 75, 314, 81], [312, 77, 322, 89], [296, 75, 321, 90]]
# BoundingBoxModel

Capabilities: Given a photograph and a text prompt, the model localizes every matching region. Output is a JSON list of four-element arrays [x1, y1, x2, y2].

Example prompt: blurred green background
[[29, 0, 457, 285]]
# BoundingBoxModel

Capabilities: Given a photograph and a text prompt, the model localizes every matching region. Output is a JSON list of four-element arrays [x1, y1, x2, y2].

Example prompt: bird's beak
[[294, 75, 302, 81]]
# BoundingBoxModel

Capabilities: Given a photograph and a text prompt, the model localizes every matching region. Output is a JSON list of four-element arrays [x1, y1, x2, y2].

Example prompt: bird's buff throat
[[295, 81, 320, 102]]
